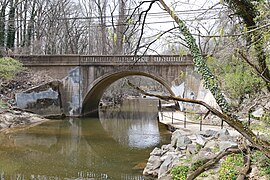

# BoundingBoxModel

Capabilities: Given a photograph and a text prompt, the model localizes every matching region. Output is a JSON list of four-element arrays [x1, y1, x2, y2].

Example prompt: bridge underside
[[82, 71, 175, 117]]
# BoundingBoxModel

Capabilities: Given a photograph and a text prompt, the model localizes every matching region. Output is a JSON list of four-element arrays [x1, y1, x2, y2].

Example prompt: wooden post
[[248, 112, 251, 126], [184, 111, 187, 128], [172, 111, 174, 124], [221, 120, 224, 129], [158, 99, 161, 111], [200, 113, 203, 131]]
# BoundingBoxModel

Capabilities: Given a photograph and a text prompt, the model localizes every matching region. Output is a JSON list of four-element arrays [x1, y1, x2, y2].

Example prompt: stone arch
[[82, 70, 175, 116]]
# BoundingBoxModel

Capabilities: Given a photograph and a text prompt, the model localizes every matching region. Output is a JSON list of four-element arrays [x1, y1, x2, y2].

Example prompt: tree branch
[[238, 50, 270, 83], [127, 80, 270, 158], [187, 147, 244, 180], [237, 152, 251, 180], [133, 0, 157, 56]]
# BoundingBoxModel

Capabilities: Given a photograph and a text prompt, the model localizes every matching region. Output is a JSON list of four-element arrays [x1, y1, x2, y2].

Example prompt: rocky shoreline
[[143, 128, 236, 179], [143, 127, 268, 179], [0, 109, 48, 133]]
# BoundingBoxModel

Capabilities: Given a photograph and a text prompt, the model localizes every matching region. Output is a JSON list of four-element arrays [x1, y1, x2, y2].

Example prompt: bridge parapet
[[80, 55, 192, 65], [13, 54, 193, 66]]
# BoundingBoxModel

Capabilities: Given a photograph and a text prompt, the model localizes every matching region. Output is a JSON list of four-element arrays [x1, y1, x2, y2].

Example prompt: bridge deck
[[13, 54, 194, 66]]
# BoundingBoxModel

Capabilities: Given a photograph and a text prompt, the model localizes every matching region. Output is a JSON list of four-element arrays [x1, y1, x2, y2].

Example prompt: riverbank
[[0, 109, 48, 133], [142, 110, 270, 179], [0, 69, 54, 133]]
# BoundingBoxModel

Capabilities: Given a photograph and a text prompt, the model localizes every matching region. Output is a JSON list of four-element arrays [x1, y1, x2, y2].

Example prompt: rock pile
[[143, 129, 239, 179]]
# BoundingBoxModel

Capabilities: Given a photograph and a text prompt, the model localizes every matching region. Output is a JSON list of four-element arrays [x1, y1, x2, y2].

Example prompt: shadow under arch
[[82, 70, 176, 117]]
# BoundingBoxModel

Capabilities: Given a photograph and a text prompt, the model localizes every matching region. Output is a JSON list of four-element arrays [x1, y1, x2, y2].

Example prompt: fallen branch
[[237, 152, 251, 180], [187, 146, 244, 180], [127, 80, 270, 158]]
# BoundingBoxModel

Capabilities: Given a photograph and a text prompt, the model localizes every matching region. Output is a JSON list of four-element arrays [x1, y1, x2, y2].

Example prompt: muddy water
[[0, 99, 171, 179]]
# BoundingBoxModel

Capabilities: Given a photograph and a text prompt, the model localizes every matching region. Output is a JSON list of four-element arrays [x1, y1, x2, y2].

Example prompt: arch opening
[[81, 71, 175, 117]]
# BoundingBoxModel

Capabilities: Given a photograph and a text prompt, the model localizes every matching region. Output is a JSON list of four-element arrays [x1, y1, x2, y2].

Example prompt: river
[[0, 99, 171, 179]]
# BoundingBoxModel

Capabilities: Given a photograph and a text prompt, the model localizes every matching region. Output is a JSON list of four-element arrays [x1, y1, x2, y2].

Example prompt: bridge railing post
[[171, 112, 174, 124], [184, 111, 187, 128], [200, 113, 203, 131]]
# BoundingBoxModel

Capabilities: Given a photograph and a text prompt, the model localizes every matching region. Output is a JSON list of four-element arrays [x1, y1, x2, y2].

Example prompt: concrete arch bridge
[[14, 55, 195, 117]]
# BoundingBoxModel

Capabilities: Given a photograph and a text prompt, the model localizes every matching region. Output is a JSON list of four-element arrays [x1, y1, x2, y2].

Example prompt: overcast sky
[[136, 0, 223, 53]]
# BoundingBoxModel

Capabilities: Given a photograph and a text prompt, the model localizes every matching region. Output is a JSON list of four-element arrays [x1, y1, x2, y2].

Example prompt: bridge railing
[[12, 54, 194, 66], [80, 55, 193, 64]]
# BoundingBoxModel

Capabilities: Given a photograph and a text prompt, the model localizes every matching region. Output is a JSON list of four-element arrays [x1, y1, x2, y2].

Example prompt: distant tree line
[[0, 0, 140, 55]]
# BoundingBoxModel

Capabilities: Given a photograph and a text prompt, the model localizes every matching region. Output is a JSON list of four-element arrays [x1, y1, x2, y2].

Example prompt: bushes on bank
[[0, 57, 24, 80]]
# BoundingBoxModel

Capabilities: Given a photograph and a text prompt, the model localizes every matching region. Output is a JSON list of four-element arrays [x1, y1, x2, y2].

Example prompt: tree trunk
[[26, 0, 36, 49], [6, 0, 16, 49], [0, 0, 8, 48], [115, 0, 126, 54]]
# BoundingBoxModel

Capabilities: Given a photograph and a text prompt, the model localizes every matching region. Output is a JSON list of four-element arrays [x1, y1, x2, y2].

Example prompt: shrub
[[190, 158, 208, 171], [218, 154, 244, 180], [171, 165, 189, 180], [252, 150, 270, 176], [0, 57, 25, 80], [0, 99, 8, 109], [260, 112, 270, 125], [207, 55, 265, 105]]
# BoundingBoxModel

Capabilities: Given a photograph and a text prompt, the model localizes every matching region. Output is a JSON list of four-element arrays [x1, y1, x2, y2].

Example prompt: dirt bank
[[0, 69, 55, 133]]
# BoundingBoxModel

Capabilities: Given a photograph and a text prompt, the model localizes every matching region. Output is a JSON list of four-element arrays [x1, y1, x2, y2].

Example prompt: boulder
[[171, 130, 182, 146], [198, 129, 217, 137], [219, 141, 238, 151], [158, 154, 173, 179], [196, 135, 207, 146], [252, 108, 265, 118], [161, 144, 175, 153], [186, 144, 198, 157], [171, 130, 192, 150], [192, 147, 215, 163], [150, 147, 163, 156], [204, 140, 219, 150], [176, 135, 192, 150], [159, 151, 183, 178], [215, 129, 230, 140], [265, 102, 270, 110], [143, 155, 162, 177], [148, 155, 162, 170]]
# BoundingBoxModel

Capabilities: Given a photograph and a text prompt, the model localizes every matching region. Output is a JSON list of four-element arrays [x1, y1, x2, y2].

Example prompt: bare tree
[[128, 0, 270, 159], [0, 0, 9, 49]]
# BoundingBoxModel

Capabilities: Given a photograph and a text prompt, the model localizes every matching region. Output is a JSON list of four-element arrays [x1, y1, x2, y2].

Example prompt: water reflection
[[0, 99, 171, 179], [100, 99, 161, 148]]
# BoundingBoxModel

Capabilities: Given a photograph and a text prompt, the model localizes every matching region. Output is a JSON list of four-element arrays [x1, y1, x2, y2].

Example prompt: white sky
[[138, 0, 223, 53]]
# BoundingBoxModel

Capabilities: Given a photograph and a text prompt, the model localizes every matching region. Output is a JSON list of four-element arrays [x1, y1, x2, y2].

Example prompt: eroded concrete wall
[[15, 81, 63, 116], [62, 67, 83, 116]]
